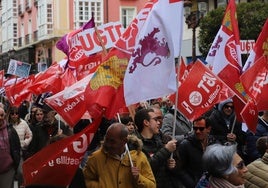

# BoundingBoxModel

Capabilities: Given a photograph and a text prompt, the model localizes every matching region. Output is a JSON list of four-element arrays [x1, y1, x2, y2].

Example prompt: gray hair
[[203, 143, 237, 178]]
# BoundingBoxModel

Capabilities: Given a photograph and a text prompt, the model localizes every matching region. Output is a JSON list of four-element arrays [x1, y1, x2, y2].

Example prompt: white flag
[[124, 0, 183, 106]]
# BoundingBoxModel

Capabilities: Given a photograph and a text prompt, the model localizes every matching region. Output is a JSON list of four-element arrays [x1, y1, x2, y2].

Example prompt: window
[[121, 7, 136, 28], [74, 0, 103, 28]]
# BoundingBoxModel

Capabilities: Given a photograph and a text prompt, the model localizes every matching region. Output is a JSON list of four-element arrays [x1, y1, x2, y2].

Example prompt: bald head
[[106, 123, 129, 138], [103, 123, 129, 156]]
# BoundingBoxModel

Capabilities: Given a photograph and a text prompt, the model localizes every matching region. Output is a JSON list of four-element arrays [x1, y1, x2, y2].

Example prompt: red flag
[[240, 99, 258, 133], [240, 56, 268, 111], [206, 0, 246, 102], [45, 74, 93, 127], [28, 60, 67, 95], [76, 53, 102, 81], [169, 57, 193, 103], [177, 60, 234, 121], [84, 48, 128, 119], [243, 19, 268, 71], [23, 117, 102, 187], [5, 75, 35, 106]]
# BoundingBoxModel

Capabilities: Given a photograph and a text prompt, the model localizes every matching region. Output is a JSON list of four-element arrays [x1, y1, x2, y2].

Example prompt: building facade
[[0, 0, 253, 74]]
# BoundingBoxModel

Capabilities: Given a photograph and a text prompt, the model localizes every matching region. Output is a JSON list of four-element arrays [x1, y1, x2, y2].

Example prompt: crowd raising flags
[[0, 0, 264, 186]]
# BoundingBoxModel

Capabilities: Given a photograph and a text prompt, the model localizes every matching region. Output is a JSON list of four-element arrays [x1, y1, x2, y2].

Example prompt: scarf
[[209, 177, 244, 188]]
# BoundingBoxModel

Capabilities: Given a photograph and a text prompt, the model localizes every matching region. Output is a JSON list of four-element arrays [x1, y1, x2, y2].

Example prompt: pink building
[[0, 0, 146, 73]]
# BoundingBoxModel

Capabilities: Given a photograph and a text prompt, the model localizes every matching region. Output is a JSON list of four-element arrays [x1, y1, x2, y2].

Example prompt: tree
[[198, 1, 268, 63]]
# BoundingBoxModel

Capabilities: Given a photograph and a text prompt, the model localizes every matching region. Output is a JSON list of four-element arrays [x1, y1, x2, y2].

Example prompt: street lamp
[[184, 0, 208, 62]]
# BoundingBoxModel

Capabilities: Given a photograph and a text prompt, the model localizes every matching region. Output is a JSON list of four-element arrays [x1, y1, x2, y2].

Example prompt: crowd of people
[[0, 96, 268, 188]]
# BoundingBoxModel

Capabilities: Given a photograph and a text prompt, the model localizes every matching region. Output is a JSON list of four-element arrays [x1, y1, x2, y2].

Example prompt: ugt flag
[[124, 0, 184, 106], [177, 60, 234, 121], [206, 0, 245, 101], [240, 56, 268, 111], [23, 117, 102, 187]]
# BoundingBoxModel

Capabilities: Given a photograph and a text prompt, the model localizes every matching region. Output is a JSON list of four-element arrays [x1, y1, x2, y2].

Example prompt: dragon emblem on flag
[[129, 27, 170, 73]]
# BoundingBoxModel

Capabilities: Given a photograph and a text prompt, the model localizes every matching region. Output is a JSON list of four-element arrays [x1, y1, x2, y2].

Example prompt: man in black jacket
[[178, 116, 212, 188], [0, 107, 21, 188], [134, 108, 184, 188]]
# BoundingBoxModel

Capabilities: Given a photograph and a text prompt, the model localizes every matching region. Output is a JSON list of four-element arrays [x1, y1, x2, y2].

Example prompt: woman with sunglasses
[[8, 106, 32, 188], [209, 98, 247, 161], [202, 143, 248, 188]]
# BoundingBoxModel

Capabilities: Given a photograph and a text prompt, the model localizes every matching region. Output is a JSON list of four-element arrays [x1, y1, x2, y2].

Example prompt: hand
[[227, 133, 236, 142], [165, 139, 177, 153], [131, 166, 140, 181], [167, 158, 176, 169], [57, 129, 63, 135]]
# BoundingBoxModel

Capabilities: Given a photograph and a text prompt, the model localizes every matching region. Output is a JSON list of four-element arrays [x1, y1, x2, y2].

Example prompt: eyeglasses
[[193, 127, 206, 131], [150, 117, 161, 122], [224, 105, 234, 109], [236, 160, 246, 170]]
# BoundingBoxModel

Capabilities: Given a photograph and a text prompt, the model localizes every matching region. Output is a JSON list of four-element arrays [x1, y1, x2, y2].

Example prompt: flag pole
[[170, 57, 181, 159], [94, 26, 108, 56], [230, 114, 236, 134]]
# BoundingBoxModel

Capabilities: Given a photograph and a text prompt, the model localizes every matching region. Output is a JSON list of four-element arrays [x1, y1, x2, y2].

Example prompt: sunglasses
[[150, 117, 161, 122], [193, 127, 206, 131], [224, 105, 234, 109], [236, 160, 246, 170]]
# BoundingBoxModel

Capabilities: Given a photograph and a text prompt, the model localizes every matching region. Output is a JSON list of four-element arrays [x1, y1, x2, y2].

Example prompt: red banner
[[23, 117, 102, 187]]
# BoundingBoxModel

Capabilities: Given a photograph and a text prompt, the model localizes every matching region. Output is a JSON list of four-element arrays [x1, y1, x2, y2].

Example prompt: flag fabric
[[206, 0, 245, 101], [76, 53, 102, 81], [240, 99, 258, 133], [56, 16, 95, 68], [177, 59, 234, 121], [242, 19, 268, 71], [23, 117, 102, 187], [45, 74, 94, 127], [240, 55, 268, 111], [28, 59, 67, 95], [84, 48, 128, 119], [124, 0, 184, 106], [84, 1, 157, 119], [5, 75, 35, 107]]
